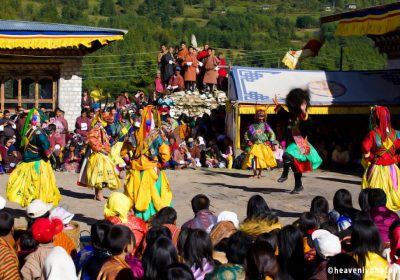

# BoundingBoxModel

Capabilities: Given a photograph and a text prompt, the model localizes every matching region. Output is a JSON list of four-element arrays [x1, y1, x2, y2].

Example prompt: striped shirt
[[0, 237, 21, 280], [97, 256, 134, 280]]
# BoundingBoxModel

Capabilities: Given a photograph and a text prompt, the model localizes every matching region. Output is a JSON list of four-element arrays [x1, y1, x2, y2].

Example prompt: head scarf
[[370, 106, 392, 141], [209, 221, 237, 246], [20, 108, 41, 147], [91, 111, 114, 128], [217, 211, 239, 229], [44, 247, 77, 280], [104, 192, 131, 223]]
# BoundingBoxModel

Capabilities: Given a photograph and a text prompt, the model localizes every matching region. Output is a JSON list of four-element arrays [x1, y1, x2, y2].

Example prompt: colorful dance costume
[[7, 109, 61, 207], [362, 106, 400, 211], [277, 89, 322, 194], [242, 110, 277, 171], [124, 106, 172, 221], [78, 111, 120, 190]]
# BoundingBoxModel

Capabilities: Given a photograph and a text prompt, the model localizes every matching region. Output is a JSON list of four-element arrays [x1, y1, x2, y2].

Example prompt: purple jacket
[[370, 206, 400, 243], [182, 210, 217, 231]]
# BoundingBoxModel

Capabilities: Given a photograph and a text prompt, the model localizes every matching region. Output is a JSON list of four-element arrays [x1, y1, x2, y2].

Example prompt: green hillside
[[2, 0, 397, 93]]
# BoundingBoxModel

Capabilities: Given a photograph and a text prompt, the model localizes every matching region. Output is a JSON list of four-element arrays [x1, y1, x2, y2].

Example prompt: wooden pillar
[[0, 78, 4, 111], [17, 77, 22, 106], [35, 78, 39, 108], [52, 79, 57, 111]]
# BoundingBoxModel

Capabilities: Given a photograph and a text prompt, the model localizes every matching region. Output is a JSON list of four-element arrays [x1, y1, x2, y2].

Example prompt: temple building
[[321, 2, 400, 69], [0, 19, 127, 125]]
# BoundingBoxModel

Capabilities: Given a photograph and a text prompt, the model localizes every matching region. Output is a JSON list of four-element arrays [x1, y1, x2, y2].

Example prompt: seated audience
[[182, 195, 217, 231]]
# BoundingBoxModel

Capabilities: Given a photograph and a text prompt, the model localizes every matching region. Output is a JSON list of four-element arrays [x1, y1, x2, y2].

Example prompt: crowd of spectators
[[1, 187, 399, 279], [157, 42, 228, 96]]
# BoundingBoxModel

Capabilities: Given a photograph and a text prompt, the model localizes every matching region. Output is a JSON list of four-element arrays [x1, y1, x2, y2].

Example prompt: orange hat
[[32, 218, 63, 243]]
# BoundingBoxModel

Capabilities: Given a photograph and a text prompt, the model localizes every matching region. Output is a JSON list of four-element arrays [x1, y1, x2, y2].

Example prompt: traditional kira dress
[[362, 128, 400, 211], [86, 125, 120, 190], [242, 122, 277, 170], [7, 126, 61, 207], [124, 130, 172, 221]]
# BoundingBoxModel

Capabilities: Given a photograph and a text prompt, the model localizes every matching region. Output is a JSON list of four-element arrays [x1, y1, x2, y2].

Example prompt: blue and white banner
[[228, 67, 400, 105]]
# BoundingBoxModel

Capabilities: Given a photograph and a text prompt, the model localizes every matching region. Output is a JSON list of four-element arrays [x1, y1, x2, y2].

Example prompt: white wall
[[58, 59, 82, 130]]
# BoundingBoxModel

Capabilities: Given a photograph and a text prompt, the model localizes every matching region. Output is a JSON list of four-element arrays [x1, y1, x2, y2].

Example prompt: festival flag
[[282, 31, 324, 70]]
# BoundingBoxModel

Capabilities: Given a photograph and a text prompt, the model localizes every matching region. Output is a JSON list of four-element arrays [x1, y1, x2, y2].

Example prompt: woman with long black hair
[[142, 236, 179, 280], [183, 229, 214, 280], [240, 195, 281, 239], [245, 241, 281, 280], [310, 196, 330, 225], [278, 225, 305, 280], [332, 189, 361, 232], [350, 220, 388, 280]]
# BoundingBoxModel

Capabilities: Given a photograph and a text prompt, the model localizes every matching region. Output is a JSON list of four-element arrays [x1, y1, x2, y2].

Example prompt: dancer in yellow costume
[[7, 109, 61, 207], [78, 111, 120, 201], [242, 110, 277, 178], [124, 105, 172, 221], [361, 106, 400, 211]]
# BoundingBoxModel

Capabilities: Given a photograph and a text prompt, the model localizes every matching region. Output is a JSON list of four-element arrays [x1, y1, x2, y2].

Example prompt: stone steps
[[170, 90, 227, 118]]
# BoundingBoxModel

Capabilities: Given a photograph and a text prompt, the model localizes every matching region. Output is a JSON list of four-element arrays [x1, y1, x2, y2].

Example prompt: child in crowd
[[48, 124, 64, 171], [0, 136, 20, 173], [154, 71, 164, 96], [221, 137, 233, 169], [97, 225, 136, 280], [62, 142, 82, 173], [205, 145, 221, 168], [272, 140, 284, 168]]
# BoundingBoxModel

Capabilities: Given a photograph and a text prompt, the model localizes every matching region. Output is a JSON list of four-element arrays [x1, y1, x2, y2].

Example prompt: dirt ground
[[0, 168, 362, 231]]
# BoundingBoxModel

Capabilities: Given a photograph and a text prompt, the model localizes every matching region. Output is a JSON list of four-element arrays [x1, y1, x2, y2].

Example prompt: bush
[[295, 15, 318, 29]]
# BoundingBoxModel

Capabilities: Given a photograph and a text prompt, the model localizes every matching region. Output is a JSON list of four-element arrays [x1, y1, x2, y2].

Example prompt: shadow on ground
[[272, 209, 301, 219], [196, 182, 289, 194], [73, 213, 99, 226], [317, 176, 361, 186], [59, 187, 94, 200], [201, 170, 252, 179]]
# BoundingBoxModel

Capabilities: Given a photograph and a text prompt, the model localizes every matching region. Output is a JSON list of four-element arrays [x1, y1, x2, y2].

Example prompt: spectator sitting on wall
[[167, 67, 185, 93]]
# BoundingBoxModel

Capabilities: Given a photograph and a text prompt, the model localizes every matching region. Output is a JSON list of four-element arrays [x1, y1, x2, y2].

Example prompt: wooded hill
[[2, 0, 397, 93]]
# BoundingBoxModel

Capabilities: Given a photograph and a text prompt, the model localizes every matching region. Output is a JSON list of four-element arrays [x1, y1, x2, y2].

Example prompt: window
[[39, 79, 53, 99], [21, 78, 35, 100], [0, 76, 57, 111], [4, 79, 18, 99]]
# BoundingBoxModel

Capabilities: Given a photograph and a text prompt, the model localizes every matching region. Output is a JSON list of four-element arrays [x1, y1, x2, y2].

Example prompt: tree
[[100, 0, 116, 16], [62, 6, 83, 22], [39, 3, 59, 22], [176, 0, 184, 14], [295, 15, 318, 29], [210, 0, 217, 11]]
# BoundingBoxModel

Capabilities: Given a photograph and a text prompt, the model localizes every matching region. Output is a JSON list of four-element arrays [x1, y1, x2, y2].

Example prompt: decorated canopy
[[226, 66, 400, 148], [283, 2, 400, 69], [321, 2, 400, 36], [0, 20, 127, 50]]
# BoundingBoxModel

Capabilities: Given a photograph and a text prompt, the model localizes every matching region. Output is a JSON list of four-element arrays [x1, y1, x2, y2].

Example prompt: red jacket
[[218, 58, 228, 77], [362, 129, 400, 165], [169, 74, 185, 89]]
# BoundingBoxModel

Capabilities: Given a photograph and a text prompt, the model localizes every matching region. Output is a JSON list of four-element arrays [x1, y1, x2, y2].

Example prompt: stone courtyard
[[0, 168, 362, 232]]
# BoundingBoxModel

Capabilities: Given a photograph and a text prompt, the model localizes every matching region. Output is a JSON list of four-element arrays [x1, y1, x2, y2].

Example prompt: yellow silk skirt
[[87, 152, 120, 190], [124, 155, 172, 220], [110, 142, 125, 166], [242, 143, 277, 170], [362, 163, 400, 211], [7, 160, 61, 207]]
